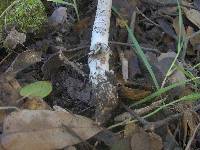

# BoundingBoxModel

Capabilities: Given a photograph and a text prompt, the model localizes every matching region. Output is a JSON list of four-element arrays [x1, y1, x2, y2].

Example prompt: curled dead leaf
[[119, 85, 151, 101]]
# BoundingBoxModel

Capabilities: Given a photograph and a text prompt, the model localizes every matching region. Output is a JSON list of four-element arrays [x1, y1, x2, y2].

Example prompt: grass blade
[[112, 6, 159, 89], [130, 77, 200, 107], [144, 92, 200, 118]]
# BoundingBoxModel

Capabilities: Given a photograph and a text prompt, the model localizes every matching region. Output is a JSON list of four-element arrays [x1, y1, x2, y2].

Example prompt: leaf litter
[[0, 0, 200, 149]]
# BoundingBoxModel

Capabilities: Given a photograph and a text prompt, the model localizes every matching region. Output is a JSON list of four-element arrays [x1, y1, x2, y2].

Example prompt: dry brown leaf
[[0, 75, 21, 106], [127, 124, 163, 150], [124, 123, 138, 137], [119, 86, 151, 101], [183, 8, 200, 29], [1, 110, 102, 150], [181, 110, 200, 145], [6, 50, 42, 75], [186, 26, 200, 48], [157, 18, 177, 39], [111, 138, 131, 150], [22, 98, 50, 110], [73, 17, 91, 32]]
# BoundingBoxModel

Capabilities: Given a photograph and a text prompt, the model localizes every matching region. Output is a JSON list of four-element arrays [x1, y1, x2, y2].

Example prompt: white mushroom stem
[[89, 0, 112, 85], [89, 0, 118, 123]]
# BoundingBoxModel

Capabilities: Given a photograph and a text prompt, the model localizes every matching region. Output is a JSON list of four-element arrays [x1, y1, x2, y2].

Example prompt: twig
[[120, 102, 149, 126], [185, 123, 200, 150], [115, 100, 163, 122], [58, 45, 89, 52], [141, 0, 198, 10], [59, 51, 87, 77], [0, 52, 13, 66], [136, 7, 160, 27], [135, 99, 163, 115], [0, 106, 20, 111], [108, 104, 200, 129], [117, 47, 128, 81], [144, 113, 181, 131], [109, 41, 160, 54]]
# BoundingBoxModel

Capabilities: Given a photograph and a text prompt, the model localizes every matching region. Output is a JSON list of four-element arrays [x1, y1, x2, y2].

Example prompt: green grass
[[175, 64, 200, 90], [161, 0, 185, 87], [194, 63, 200, 69], [112, 6, 159, 90], [108, 0, 200, 130], [144, 92, 200, 118], [130, 77, 200, 107], [109, 92, 200, 129]]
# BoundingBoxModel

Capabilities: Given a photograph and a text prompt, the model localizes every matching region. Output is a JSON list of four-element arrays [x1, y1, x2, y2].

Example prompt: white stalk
[[89, 0, 118, 123], [89, 0, 112, 85]]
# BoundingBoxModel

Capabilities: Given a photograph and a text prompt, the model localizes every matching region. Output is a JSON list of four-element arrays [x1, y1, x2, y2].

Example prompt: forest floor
[[0, 0, 200, 150]]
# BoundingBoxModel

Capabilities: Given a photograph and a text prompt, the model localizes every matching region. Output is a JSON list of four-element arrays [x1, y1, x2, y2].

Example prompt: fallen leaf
[[183, 8, 200, 29], [0, 75, 21, 106], [118, 85, 151, 101], [22, 97, 50, 110], [3, 28, 26, 49], [1, 110, 102, 150], [6, 50, 42, 75], [124, 123, 138, 137], [181, 110, 200, 145], [64, 146, 77, 150], [48, 7, 68, 27], [129, 124, 163, 150], [186, 26, 200, 52], [157, 18, 177, 39], [20, 81, 52, 98], [73, 17, 91, 32], [42, 52, 64, 78], [111, 138, 131, 150]]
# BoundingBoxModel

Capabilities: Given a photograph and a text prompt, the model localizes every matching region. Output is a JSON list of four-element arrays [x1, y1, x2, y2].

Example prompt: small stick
[[109, 41, 160, 54], [115, 99, 163, 122], [136, 7, 160, 27], [120, 102, 149, 126]]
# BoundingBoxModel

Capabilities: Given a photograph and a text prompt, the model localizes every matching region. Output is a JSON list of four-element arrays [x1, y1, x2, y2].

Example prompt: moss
[[0, 0, 47, 40]]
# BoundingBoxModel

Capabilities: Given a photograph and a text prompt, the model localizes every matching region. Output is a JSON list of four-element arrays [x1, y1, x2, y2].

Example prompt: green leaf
[[20, 81, 52, 98]]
